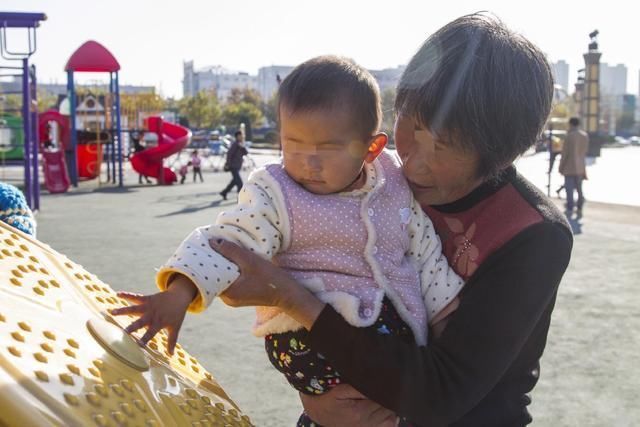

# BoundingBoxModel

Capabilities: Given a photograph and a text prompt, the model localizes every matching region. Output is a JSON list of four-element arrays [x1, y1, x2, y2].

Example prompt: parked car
[[629, 136, 640, 146], [614, 136, 630, 146]]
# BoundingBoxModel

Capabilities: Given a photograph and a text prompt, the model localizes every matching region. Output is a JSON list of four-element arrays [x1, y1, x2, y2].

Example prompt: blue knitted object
[[0, 183, 36, 236]]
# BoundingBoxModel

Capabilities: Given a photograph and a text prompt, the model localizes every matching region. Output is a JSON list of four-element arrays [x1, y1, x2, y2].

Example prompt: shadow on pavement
[[157, 199, 224, 218]]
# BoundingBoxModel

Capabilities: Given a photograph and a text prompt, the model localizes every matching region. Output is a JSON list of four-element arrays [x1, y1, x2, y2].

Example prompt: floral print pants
[[264, 297, 416, 426]]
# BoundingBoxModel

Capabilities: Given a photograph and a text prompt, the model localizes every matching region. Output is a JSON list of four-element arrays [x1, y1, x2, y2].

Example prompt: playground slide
[[42, 150, 71, 193], [130, 117, 191, 184], [39, 111, 71, 193]]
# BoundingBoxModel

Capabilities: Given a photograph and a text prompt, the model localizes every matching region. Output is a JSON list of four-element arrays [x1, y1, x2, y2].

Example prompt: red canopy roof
[[65, 40, 120, 73]]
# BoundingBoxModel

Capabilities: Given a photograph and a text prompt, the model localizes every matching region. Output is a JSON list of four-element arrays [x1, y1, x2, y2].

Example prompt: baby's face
[[280, 107, 370, 194]]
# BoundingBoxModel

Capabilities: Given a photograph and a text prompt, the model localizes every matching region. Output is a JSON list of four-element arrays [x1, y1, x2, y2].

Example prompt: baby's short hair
[[278, 55, 381, 140], [396, 13, 554, 179]]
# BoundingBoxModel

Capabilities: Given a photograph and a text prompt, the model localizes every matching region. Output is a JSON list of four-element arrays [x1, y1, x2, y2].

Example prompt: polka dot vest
[[258, 151, 428, 343]]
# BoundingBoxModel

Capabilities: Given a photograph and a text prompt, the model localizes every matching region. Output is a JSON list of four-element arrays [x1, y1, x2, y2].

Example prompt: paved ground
[[5, 147, 640, 426]]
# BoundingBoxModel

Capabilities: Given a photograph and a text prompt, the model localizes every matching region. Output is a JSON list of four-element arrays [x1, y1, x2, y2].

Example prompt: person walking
[[559, 117, 589, 219], [220, 131, 248, 200]]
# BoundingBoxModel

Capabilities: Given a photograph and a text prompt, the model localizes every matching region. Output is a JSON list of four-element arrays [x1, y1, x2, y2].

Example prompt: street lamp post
[[582, 30, 602, 157]]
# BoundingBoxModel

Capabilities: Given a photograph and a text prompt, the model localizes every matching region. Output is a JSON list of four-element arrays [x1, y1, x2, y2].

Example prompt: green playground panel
[[0, 115, 24, 160]]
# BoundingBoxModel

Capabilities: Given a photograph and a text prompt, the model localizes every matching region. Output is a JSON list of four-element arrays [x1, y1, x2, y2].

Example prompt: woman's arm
[[305, 223, 572, 425], [214, 222, 572, 426]]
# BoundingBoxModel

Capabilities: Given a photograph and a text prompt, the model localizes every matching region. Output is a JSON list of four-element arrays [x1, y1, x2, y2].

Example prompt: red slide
[[42, 151, 71, 193], [38, 110, 71, 193], [130, 116, 191, 184]]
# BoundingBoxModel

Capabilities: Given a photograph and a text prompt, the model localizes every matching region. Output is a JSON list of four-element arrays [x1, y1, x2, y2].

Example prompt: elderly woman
[[208, 14, 572, 426]]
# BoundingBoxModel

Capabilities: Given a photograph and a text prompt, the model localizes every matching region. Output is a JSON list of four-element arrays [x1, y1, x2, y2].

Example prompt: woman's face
[[394, 115, 484, 206]]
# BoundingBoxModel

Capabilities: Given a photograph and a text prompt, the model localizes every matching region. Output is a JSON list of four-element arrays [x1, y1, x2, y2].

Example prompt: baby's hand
[[110, 275, 197, 355]]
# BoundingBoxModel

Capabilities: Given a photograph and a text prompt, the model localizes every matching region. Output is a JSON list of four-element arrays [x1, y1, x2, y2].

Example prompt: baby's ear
[[365, 133, 388, 163]]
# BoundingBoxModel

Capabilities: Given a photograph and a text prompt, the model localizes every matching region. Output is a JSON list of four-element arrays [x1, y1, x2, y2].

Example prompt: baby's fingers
[[124, 316, 150, 335], [166, 327, 181, 356], [116, 291, 148, 303], [109, 304, 146, 317], [140, 325, 161, 347]]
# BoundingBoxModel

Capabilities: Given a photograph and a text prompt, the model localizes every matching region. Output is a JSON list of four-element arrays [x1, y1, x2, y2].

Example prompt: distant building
[[184, 61, 406, 101], [551, 60, 570, 92], [256, 65, 294, 101], [597, 64, 629, 132], [183, 61, 196, 98], [182, 61, 256, 100], [622, 94, 636, 115], [600, 63, 627, 97]]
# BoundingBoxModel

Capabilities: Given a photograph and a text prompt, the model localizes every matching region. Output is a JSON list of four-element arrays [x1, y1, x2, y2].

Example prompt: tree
[[37, 90, 58, 112], [0, 94, 22, 113], [262, 92, 278, 126], [226, 88, 262, 106], [120, 93, 165, 114], [550, 102, 570, 120], [1, 92, 56, 114], [178, 90, 221, 129], [222, 102, 263, 140], [164, 97, 179, 111]]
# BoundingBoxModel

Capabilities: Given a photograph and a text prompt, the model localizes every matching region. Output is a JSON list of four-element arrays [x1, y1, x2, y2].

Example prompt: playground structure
[[130, 116, 191, 184], [1, 18, 126, 201], [2, 34, 186, 196], [36, 39, 189, 191], [64, 40, 124, 188], [0, 220, 253, 426], [2, 13, 244, 204], [38, 91, 124, 194], [0, 12, 46, 210]]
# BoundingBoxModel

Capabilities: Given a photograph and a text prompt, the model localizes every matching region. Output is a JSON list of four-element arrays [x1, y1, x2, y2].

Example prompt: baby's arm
[[406, 198, 465, 326], [157, 169, 286, 312], [112, 169, 286, 352]]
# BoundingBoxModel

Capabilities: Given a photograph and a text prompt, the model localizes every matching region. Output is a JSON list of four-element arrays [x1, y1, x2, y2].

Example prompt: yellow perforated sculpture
[[0, 221, 252, 426]]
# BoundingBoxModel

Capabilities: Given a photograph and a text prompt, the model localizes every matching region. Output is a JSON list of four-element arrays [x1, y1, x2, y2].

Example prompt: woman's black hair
[[396, 13, 554, 179]]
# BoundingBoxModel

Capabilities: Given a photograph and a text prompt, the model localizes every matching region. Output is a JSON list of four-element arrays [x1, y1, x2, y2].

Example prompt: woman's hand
[[210, 239, 325, 330], [301, 384, 398, 427]]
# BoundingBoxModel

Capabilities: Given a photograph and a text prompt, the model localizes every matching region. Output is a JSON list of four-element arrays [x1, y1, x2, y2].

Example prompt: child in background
[[178, 161, 191, 184], [191, 150, 203, 183], [113, 56, 464, 426], [131, 131, 152, 184]]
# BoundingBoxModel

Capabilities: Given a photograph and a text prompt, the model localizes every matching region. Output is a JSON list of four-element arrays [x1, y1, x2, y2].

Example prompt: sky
[[1, 0, 639, 99]]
